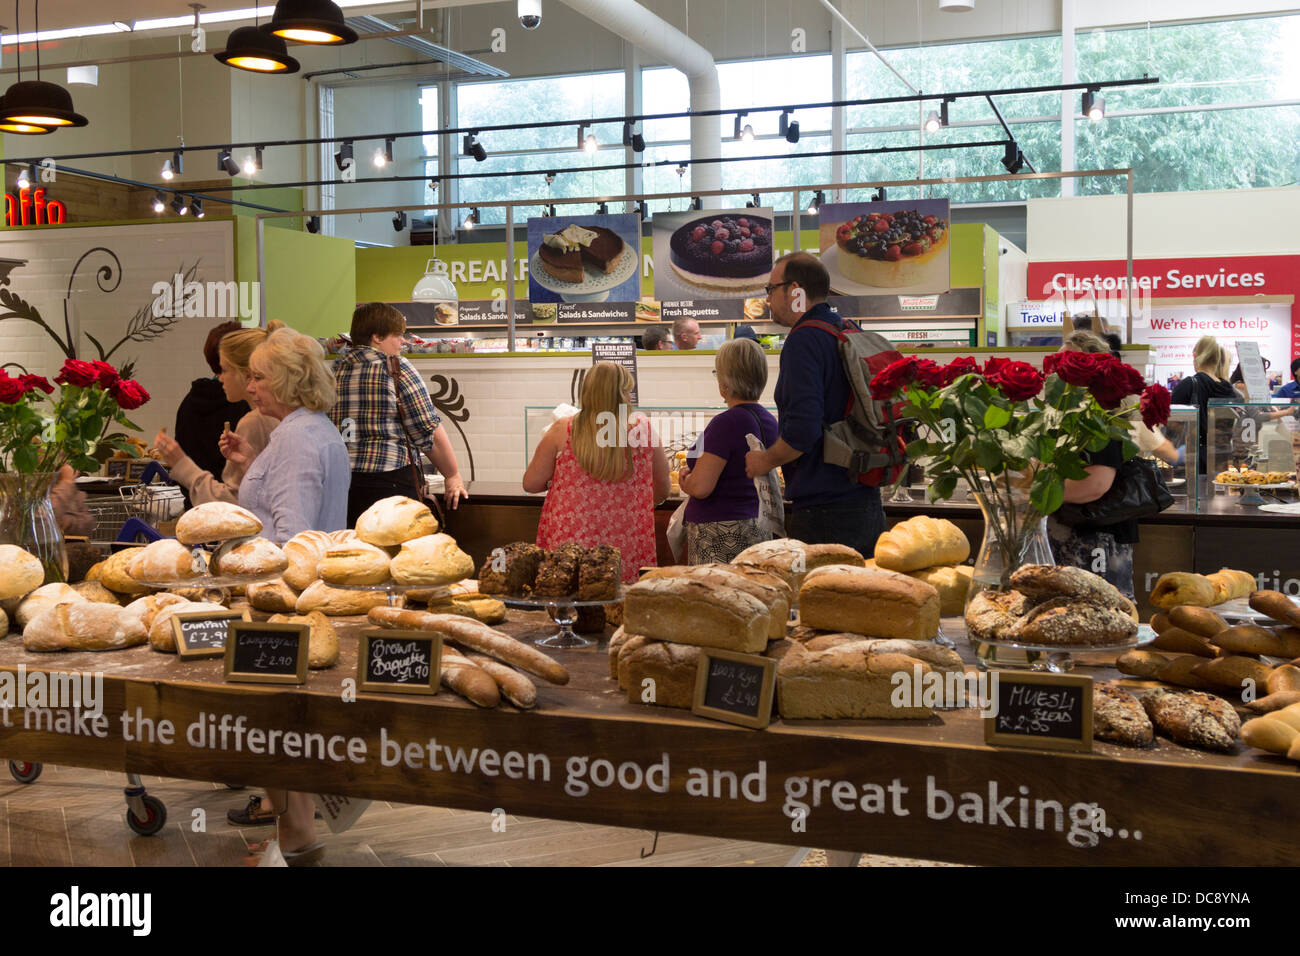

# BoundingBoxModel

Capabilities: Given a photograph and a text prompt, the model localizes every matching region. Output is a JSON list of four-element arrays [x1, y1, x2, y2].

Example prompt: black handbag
[[1054, 455, 1174, 529]]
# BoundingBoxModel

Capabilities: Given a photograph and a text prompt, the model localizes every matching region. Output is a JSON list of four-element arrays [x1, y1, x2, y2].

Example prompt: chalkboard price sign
[[984, 672, 1093, 753], [358, 629, 442, 696], [691, 649, 776, 730], [173, 609, 248, 660], [224, 621, 309, 685]]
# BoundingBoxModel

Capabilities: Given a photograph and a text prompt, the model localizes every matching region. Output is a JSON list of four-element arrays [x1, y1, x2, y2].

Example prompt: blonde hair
[[219, 319, 286, 373], [1216, 345, 1232, 380], [715, 338, 768, 401], [571, 361, 635, 483], [1192, 336, 1223, 377], [249, 327, 336, 412], [1061, 330, 1108, 354]]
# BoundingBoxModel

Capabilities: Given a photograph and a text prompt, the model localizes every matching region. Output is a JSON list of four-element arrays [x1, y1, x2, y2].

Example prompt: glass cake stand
[[498, 587, 626, 649], [970, 625, 1154, 673], [329, 581, 454, 608], [145, 571, 285, 605]]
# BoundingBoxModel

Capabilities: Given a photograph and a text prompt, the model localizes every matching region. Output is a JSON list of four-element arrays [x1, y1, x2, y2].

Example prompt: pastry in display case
[[1207, 399, 1299, 506]]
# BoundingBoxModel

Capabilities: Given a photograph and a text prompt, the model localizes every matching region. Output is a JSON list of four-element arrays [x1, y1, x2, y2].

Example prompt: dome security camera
[[518, 0, 542, 29]]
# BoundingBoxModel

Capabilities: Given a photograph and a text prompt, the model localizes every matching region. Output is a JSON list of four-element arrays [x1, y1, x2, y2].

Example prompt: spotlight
[[375, 137, 395, 167], [871, 187, 887, 202], [675, 164, 688, 178], [690, 197, 702, 211], [152, 191, 166, 214], [578, 124, 597, 154], [806, 189, 825, 215], [243, 147, 264, 176], [544, 171, 556, 186], [306, 215, 321, 234], [1001, 142, 1025, 174], [622, 122, 645, 153], [546, 204, 557, 218], [218, 149, 240, 177], [334, 140, 354, 171], [779, 110, 800, 144], [746, 193, 760, 208], [171, 194, 189, 216], [733, 112, 754, 142], [161, 150, 183, 180], [637, 200, 648, 220], [597, 202, 608, 215], [924, 97, 952, 134], [191, 198, 204, 219], [463, 208, 479, 230], [15, 165, 31, 190], [1082, 89, 1105, 122], [462, 132, 487, 162], [393, 210, 408, 231]]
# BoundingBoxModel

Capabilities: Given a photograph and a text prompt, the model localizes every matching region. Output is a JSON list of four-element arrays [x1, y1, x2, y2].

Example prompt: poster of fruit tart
[[526, 212, 642, 323], [818, 199, 951, 301], [651, 208, 774, 324]]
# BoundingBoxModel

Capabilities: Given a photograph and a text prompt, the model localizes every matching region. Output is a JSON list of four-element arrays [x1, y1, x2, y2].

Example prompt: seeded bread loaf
[[477, 541, 544, 596], [798, 565, 939, 641], [1009, 565, 1137, 618], [964, 589, 1030, 642], [534, 543, 583, 597], [1093, 683, 1154, 747], [623, 575, 769, 653], [1006, 599, 1138, 647], [577, 544, 622, 600], [1140, 687, 1241, 752]]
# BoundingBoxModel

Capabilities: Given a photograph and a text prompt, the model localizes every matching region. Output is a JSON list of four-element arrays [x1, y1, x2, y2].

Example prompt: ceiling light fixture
[[746, 193, 760, 208], [871, 187, 888, 202], [334, 140, 353, 171], [374, 137, 394, 167], [218, 148, 240, 176], [1082, 88, 1105, 122], [15, 165, 31, 189], [392, 210, 407, 231], [0, 3, 89, 132], [161, 150, 183, 180], [806, 189, 825, 215], [112, 20, 133, 32], [733, 112, 754, 142], [1001, 141, 1025, 173], [779, 110, 799, 143], [171, 194, 189, 215], [152, 191, 166, 213], [924, 97, 952, 134], [462, 208, 479, 230], [263, 0, 358, 45], [939, 0, 975, 10], [191, 198, 204, 218], [597, 201, 608, 215], [578, 124, 598, 154], [622, 122, 645, 154], [216, 3, 300, 74], [306, 215, 320, 233], [462, 132, 486, 162], [242, 147, 263, 176]]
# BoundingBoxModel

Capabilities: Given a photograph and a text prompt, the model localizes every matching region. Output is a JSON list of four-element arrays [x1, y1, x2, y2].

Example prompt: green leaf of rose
[[983, 404, 1012, 430], [928, 473, 958, 501], [1030, 473, 1065, 515]]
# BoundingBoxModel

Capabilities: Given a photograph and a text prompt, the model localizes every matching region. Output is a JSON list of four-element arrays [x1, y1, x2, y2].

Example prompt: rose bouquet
[[870, 351, 1171, 589]]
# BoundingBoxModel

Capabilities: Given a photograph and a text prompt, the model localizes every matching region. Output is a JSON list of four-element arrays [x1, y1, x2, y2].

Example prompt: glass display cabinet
[[1206, 399, 1300, 508]]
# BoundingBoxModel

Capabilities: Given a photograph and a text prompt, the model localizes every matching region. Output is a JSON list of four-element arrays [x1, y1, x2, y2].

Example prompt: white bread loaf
[[15, 583, 85, 629], [295, 580, 392, 616], [777, 641, 935, 719], [24, 601, 148, 652], [0, 544, 44, 600], [175, 501, 263, 545], [122, 592, 190, 631], [905, 564, 972, 615], [641, 564, 790, 639], [873, 515, 970, 573], [129, 538, 200, 584], [389, 533, 475, 587], [731, 538, 865, 592], [329, 529, 358, 544], [317, 540, 392, 586], [100, 548, 150, 596], [624, 575, 769, 653], [268, 610, 339, 668], [799, 565, 940, 640], [148, 601, 227, 653], [212, 536, 288, 577], [72, 580, 121, 605], [246, 578, 300, 613], [355, 495, 439, 547], [282, 529, 333, 591]]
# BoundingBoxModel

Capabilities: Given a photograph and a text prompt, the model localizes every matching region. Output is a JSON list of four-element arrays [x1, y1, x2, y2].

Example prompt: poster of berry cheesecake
[[818, 199, 951, 295], [527, 212, 641, 315], [652, 209, 775, 316]]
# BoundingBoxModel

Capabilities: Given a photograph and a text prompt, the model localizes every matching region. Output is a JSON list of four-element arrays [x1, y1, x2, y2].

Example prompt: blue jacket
[[1273, 380, 1300, 400], [774, 303, 874, 511]]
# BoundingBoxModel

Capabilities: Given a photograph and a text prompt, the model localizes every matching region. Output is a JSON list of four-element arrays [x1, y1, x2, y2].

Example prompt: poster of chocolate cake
[[651, 208, 774, 323], [817, 199, 951, 300], [526, 212, 642, 323]]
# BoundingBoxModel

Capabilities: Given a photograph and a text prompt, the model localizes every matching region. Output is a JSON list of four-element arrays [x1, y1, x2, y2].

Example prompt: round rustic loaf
[[213, 536, 288, 577], [0, 544, 44, 600], [389, 533, 475, 587], [318, 540, 392, 586], [130, 538, 199, 584], [355, 495, 439, 547], [175, 501, 263, 545]]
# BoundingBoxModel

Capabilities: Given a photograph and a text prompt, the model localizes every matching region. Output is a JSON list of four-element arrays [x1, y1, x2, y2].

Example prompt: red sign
[[4, 187, 67, 227]]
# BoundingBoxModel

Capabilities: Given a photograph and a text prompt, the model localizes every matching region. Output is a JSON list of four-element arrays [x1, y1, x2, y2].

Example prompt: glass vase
[[0, 471, 68, 585], [965, 484, 1053, 607]]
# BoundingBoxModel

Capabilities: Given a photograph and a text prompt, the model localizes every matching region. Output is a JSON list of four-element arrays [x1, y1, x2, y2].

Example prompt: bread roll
[[213, 536, 287, 577], [1212, 624, 1299, 658], [148, 601, 226, 652], [778, 641, 934, 719], [84, 560, 105, 583], [282, 529, 333, 591], [389, 533, 475, 587], [175, 501, 262, 545], [129, 538, 199, 584], [15, 583, 85, 629], [0, 544, 44, 600], [799, 566, 939, 641], [295, 580, 392, 616], [246, 578, 300, 613], [100, 548, 150, 596], [1116, 648, 1171, 678], [423, 593, 507, 625], [1249, 591, 1300, 628], [1246, 690, 1300, 714], [1150, 612, 1172, 634], [1241, 715, 1299, 754], [0, 607, 7, 639], [1191, 655, 1275, 693], [1208, 568, 1255, 602], [1268, 664, 1300, 694], [1149, 626, 1216, 658], [1153, 654, 1215, 690], [906, 564, 972, 615], [731, 538, 864, 591], [437, 645, 500, 707], [354, 495, 438, 547], [1149, 572, 1216, 610], [1168, 605, 1229, 639], [641, 564, 789, 639], [25, 601, 148, 652], [873, 516, 969, 573], [317, 541, 392, 586], [624, 575, 769, 653], [268, 610, 338, 668]]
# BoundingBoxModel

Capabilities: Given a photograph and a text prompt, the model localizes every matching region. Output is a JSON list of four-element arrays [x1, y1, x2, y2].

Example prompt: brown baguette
[[1154, 654, 1215, 689], [1115, 649, 1170, 678], [1212, 624, 1294, 658], [1268, 664, 1300, 694], [1268, 628, 1300, 659], [367, 606, 569, 685], [1148, 626, 1216, 658], [465, 652, 537, 709], [1168, 605, 1229, 639], [1190, 655, 1275, 693], [1249, 591, 1300, 628], [1150, 612, 1172, 635], [438, 645, 500, 707], [1245, 690, 1300, 714]]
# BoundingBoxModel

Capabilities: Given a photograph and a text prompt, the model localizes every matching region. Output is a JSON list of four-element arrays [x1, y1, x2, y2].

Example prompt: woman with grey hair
[[678, 338, 779, 562]]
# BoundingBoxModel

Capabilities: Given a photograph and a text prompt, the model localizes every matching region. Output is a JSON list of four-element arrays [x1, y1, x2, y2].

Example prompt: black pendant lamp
[[264, 0, 357, 45], [0, 1, 88, 132], [216, 3, 301, 73]]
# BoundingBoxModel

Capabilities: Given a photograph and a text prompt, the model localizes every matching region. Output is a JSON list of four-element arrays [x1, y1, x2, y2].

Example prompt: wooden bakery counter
[[1, 612, 1296, 867]]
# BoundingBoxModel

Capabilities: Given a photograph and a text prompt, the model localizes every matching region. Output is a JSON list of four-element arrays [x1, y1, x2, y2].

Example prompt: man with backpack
[[744, 252, 885, 556]]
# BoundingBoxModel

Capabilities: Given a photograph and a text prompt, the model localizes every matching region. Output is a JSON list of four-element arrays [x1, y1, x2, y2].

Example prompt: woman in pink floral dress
[[524, 362, 669, 580]]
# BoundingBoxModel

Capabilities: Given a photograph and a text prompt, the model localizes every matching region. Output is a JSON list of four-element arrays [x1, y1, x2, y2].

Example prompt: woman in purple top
[[678, 338, 780, 563]]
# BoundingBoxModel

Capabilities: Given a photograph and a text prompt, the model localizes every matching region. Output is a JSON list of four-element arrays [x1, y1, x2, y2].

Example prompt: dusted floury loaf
[[0, 545, 43, 600], [389, 533, 475, 587], [175, 501, 262, 545], [354, 495, 439, 547], [295, 580, 392, 616], [212, 536, 288, 577], [641, 564, 790, 639], [24, 602, 148, 652], [317, 540, 392, 586], [798, 566, 940, 641], [147, 601, 229, 653], [623, 575, 770, 653], [731, 538, 865, 592], [267, 611, 339, 668], [127, 538, 198, 584], [282, 529, 334, 591]]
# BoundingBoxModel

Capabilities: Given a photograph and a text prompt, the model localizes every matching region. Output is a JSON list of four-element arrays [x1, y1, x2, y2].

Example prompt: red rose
[[1042, 352, 1062, 376], [1088, 359, 1148, 409], [55, 358, 100, 388], [19, 374, 53, 394], [1048, 351, 1110, 387], [0, 373, 23, 404], [110, 378, 150, 410], [941, 356, 980, 386], [913, 358, 946, 390], [869, 356, 922, 400], [90, 360, 120, 388], [983, 356, 1012, 378], [1140, 384, 1172, 429], [986, 360, 1045, 402]]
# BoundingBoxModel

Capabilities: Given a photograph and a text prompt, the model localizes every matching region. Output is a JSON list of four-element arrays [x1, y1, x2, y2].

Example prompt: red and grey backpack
[[800, 317, 911, 486]]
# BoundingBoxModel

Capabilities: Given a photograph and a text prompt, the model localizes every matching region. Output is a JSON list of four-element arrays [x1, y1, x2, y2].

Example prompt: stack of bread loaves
[[965, 565, 1139, 647], [867, 516, 973, 615], [122, 502, 289, 587]]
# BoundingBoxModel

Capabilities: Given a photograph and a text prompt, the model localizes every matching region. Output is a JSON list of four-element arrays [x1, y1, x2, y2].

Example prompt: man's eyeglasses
[[764, 281, 794, 296]]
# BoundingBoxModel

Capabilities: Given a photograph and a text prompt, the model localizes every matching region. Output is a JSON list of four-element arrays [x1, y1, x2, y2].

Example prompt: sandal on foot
[[228, 795, 277, 827]]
